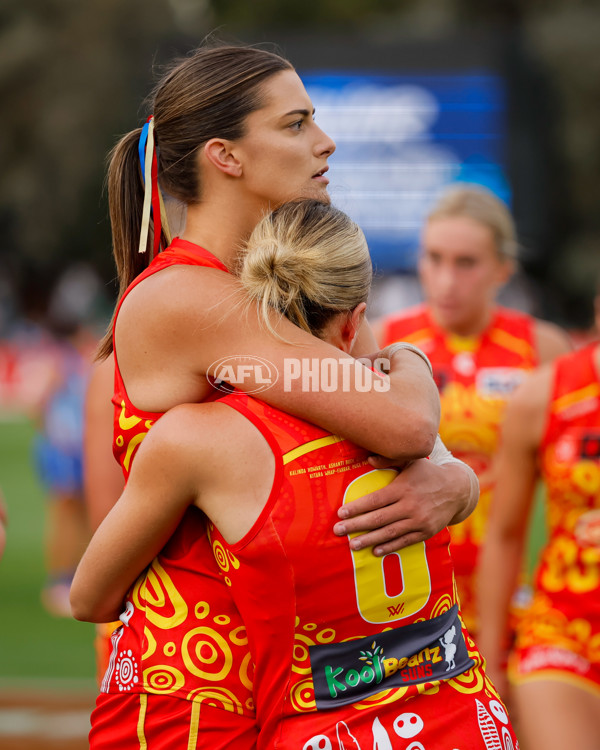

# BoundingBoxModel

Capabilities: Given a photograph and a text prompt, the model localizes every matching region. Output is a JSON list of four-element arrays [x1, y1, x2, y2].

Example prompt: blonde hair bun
[[241, 200, 372, 336]]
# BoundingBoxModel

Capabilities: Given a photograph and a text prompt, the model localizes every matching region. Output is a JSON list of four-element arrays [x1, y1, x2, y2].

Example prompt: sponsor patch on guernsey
[[476, 367, 526, 398], [309, 605, 473, 709]]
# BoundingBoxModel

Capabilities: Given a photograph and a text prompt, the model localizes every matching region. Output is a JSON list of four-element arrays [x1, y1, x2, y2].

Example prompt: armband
[[379, 342, 433, 378]]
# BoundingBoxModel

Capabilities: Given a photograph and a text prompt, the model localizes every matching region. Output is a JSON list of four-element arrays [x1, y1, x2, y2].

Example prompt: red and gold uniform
[[209, 391, 518, 749], [380, 304, 538, 633], [509, 344, 600, 695], [90, 238, 258, 749]]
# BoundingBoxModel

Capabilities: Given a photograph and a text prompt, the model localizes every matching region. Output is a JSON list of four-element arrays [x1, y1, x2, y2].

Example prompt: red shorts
[[90, 692, 258, 750], [271, 682, 520, 750], [509, 589, 600, 696]]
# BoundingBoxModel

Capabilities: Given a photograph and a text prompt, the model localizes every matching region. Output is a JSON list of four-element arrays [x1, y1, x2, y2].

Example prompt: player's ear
[[203, 138, 243, 178]]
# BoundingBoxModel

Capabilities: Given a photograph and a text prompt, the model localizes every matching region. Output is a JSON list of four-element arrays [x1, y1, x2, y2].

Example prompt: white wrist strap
[[380, 342, 434, 377], [429, 435, 479, 503]]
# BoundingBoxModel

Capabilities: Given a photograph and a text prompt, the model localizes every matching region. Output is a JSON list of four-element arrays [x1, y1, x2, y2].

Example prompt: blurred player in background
[[32, 310, 96, 616], [374, 183, 571, 638], [478, 289, 600, 750], [30, 266, 101, 615]]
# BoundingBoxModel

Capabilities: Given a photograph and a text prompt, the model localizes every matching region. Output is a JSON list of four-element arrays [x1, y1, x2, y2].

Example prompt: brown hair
[[98, 43, 293, 359], [426, 183, 518, 262], [240, 200, 372, 339]]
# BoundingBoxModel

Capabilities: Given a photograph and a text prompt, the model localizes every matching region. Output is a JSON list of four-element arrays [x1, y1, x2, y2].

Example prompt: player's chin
[[307, 182, 331, 205]]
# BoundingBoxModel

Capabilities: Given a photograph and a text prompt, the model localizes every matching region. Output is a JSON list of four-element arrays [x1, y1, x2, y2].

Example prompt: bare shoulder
[[142, 401, 270, 478], [533, 318, 572, 364], [113, 266, 248, 406], [118, 265, 244, 329], [146, 402, 242, 453], [115, 266, 245, 362]]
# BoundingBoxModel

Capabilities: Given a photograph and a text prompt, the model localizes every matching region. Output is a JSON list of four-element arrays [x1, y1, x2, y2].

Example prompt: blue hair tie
[[138, 120, 151, 185]]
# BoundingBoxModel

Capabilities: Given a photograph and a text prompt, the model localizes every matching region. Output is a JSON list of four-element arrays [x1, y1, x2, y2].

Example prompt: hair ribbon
[[138, 117, 171, 256]]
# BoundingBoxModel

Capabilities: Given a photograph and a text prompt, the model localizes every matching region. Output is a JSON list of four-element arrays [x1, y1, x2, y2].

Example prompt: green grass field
[[0, 417, 96, 687]]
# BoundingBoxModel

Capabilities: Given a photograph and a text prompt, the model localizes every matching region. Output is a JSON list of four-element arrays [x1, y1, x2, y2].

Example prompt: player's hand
[[333, 457, 467, 556]]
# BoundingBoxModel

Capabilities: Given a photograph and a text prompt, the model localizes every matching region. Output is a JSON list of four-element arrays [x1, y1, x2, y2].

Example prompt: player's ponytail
[[97, 43, 294, 359], [240, 200, 372, 338], [97, 129, 148, 360]]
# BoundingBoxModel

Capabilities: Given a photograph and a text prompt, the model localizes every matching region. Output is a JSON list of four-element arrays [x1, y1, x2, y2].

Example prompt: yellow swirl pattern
[[315, 628, 336, 644], [229, 626, 249, 646], [142, 626, 157, 660], [289, 678, 316, 712], [291, 632, 316, 675], [212, 540, 230, 572], [447, 646, 487, 695], [239, 652, 254, 691], [194, 601, 210, 620], [123, 432, 147, 472], [181, 627, 233, 681], [118, 401, 142, 430], [439, 382, 505, 461], [133, 558, 188, 629], [431, 594, 454, 619], [186, 686, 244, 714], [144, 665, 185, 694]]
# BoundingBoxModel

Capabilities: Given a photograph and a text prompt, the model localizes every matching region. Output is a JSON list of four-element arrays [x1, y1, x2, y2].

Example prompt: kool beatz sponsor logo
[[325, 642, 385, 698], [310, 605, 474, 709], [207, 355, 278, 394], [323, 641, 445, 699]]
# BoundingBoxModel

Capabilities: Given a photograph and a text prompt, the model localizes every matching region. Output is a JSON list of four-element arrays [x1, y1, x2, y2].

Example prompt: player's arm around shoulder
[[117, 266, 438, 460], [534, 318, 572, 364]]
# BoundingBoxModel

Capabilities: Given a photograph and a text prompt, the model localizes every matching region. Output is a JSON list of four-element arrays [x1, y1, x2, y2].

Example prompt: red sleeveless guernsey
[[380, 304, 538, 634], [92, 239, 257, 748], [510, 344, 600, 693], [208, 391, 517, 749], [111, 237, 229, 473]]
